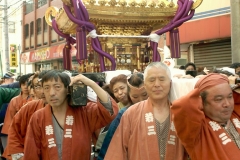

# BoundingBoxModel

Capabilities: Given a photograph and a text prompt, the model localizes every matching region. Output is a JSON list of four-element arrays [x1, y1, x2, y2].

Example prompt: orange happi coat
[[105, 98, 187, 160], [171, 89, 240, 160], [23, 98, 118, 160], [7, 99, 45, 156], [2, 94, 32, 135]]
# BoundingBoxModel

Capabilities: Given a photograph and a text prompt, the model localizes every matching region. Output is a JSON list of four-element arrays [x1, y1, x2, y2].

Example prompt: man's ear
[[199, 97, 204, 110]]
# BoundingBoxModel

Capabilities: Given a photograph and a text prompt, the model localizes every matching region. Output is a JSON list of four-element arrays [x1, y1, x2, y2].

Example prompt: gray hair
[[144, 62, 171, 81], [144, 62, 175, 103]]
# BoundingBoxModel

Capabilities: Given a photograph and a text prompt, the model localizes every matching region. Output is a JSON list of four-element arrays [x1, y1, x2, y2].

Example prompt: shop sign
[[30, 48, 50, 62], [29, 44, 77, 63], [9, 44, 18, 67]]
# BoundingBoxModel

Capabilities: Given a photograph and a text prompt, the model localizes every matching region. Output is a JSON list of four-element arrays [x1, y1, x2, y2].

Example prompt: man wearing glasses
[[6, 71, 48, 160]]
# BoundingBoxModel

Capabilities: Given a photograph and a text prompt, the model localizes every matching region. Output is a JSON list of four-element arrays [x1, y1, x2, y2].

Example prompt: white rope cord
[[149, 33, 161, 43], [87, 29, 161, 42], [88, 29, 98, 38], [97, 35, 150, 38]]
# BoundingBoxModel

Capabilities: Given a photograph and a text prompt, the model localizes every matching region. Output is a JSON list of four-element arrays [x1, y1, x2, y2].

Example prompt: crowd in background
[[0, 61, 239, 160]]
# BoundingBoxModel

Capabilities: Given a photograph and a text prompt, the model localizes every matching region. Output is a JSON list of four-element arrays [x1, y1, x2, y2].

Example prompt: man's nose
[[49, 87, 56, 95], [154, 79, 161, 87], [118, 89, 123, 95], [223, 98, 232, 108]]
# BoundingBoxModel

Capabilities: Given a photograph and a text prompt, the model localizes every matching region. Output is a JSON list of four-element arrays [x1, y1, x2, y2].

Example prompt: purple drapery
[[150, 0, 195, 61], [52, 20, 76, 70], [63, 0, 116, 72], [169, 28, 180, 58]]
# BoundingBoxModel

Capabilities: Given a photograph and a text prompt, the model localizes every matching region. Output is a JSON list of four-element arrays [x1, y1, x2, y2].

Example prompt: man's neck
[[151, 97, 169, 109], [51, 100, 68, 115], [150, 97, 170, 123], [21, 93, 29, 99], [219, 120, 231, 129]]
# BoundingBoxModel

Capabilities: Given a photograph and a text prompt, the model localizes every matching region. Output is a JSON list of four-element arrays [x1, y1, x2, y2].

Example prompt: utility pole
[[230, 0, 240, 63], [0, 50, 3, 77], [3, 0, 10, 72], [18, 44, 21, 75]]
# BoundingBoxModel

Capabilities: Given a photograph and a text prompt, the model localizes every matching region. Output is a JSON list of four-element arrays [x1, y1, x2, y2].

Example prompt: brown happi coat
[[7, 99, 45, 155], [23, 98, 118, 160], [2, 94, 32, 134], [171, 89, 240, 160], [105, 98, 187, 160]]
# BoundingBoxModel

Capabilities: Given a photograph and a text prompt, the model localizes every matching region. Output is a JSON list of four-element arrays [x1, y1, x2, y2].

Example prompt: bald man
[[171, 73, 240, 160]]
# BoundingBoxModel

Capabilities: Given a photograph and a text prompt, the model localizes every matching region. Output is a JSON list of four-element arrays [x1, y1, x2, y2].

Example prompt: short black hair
[[41, 70, 70, 88], [19, 73, 34, 87], [212, 69, 234, 77], [39, 70, 49, 79], [128, 73, 144, 89], [230, 62, 240, 69], [185, 62, 196, 70], [179, 65, 185, 70]]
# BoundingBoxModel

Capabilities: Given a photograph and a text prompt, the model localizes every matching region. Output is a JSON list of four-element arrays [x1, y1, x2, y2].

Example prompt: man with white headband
[[171, 73, 240, 160]]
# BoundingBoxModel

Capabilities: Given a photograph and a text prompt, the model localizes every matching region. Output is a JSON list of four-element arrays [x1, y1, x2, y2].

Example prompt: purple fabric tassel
[[150, 0, 194, 62], [170, 28, 181, 58], [64, 3, 116, 71], [63, 43, 72, 70], [150, 41, 161, 62], [76, 26, 87, 61]]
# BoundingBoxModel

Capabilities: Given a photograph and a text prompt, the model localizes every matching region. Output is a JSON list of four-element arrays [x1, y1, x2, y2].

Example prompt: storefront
[[193, 38, 231, 70], [21, 43, 82, 72]]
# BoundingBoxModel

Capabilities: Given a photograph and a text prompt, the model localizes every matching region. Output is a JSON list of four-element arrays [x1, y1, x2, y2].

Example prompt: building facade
[[21, 0, 182, 73], [168, 0, 231, 70], [0, 0, 33, 76], [21, 0, 230, 73]]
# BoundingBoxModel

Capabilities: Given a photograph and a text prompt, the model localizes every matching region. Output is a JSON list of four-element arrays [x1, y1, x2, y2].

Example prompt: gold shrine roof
[[46, 0, 203, 35]]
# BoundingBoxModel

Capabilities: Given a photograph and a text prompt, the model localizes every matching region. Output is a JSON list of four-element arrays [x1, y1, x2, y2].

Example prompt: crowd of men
[[0, 61, 239, 160]]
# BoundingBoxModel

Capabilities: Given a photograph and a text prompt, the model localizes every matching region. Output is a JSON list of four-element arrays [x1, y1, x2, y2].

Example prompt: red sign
[[21, 44, 77, 63]]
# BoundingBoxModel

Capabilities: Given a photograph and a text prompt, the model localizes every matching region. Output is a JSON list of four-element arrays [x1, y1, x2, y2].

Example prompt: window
[[43, 17, 48, 32], [9, 22, 15, 33], [37, 0, 47, 8], [37, 18, 41, 34], [59, 36, 64, 41], [30, 21, 34, 36], [25, 24, 29, 38], [25, 0, 34, 14]]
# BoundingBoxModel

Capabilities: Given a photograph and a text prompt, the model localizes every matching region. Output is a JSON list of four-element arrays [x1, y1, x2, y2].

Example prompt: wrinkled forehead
[[146, 67, 169, 77], [205, 83, 232, 96], [42, 77, 62, 85]]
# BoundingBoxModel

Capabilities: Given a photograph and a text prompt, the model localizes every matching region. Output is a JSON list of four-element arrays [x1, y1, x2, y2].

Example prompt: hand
[[69, 74, 94, 86], [133, 69, 139, 73], [228, 75, 238, 85]]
